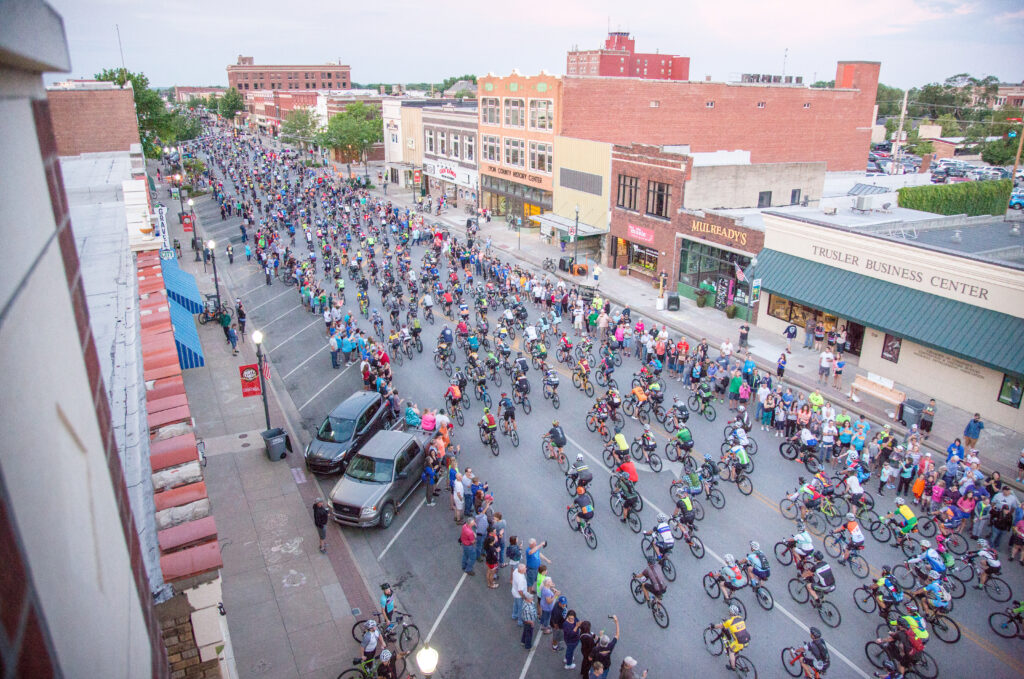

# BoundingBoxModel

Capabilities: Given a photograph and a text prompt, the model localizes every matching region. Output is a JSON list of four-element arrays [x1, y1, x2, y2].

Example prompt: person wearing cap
[[550, 594, 569, 651], [618, 656, 647, 679], [312, 498, 329, 554]]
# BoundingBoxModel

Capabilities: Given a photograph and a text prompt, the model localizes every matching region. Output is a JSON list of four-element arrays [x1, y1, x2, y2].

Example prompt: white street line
[[298, 363, 356, 411], [262, 304, 303, 331], [424, 572, 467, 644], [517, 630, 540, 679], [268, 318, 320, 353], [564, 434, 871, 679], [377, 498, 426, 561], [240, 281, 271, 296], [282, 341, 330, 380], [248, 287, 293, 312]]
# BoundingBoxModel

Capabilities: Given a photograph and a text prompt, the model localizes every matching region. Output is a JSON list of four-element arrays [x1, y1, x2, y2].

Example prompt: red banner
[[182, 214, 194, 232], [239, 364, 261, 397], [627, 223, 655, 244]]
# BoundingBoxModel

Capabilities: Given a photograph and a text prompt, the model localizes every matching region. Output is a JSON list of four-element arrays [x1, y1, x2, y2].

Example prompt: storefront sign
[[239, 364, 262, 397], [413, 169, 421, 184], [691, 219, 749, 247], [912, 347, 985, 380], [483, 163, 545, 185], [627, 223, 655, 244], [439, 166, 457, 181]]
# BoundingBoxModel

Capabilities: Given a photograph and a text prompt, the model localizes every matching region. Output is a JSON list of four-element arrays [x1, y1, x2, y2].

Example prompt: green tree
[[934, 113, 963, 136], [875, 83, 905, 117], [981, 120, 1022, 166], [810, 79, 835, 88], [280, 108, 319, 149], [439, 74, 477, 92], [317, 101, 383, 180], [95, 67, 169, 157], [218, 87, 245, 121]]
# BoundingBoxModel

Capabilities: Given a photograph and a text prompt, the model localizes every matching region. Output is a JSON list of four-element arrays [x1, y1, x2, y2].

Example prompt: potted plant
[[618, 265, 628, 276], [695, 289, 709, 308], [724, 304, 738, 319]]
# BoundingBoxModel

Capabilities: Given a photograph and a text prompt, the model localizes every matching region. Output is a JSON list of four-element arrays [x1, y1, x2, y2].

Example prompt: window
[[998, 374, 1023, 408], [451, 134, 460, 159], [390, 133, 398, 144], [646, 180, 671, 218], [504, 98, 525, 127], [650, 100, 660, 108], [481, 98, 499, 125], [425, 129, 435, 154], [803, 103, 811, 109], [482, 135, 499, 162], [529, 141, 552, 173], [529, 99, 553, 130], [616, 174, 639, 210], [757, 101, 766, 108], [757, 191, 772, 208], [791, 189, 802, 205], [629, 244, 659, 272], [504, 137, 525, 167], [438, 131, 447, 156], [706, 101, 715, 108], [465, 135, 475, 161]]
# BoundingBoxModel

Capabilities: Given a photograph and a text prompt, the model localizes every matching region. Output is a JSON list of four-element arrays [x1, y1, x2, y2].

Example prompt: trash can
[[261, 428, 290, 461], [559, 255, 574, 272], [666, 294, 681, 311], [897, 398, 926, 428]]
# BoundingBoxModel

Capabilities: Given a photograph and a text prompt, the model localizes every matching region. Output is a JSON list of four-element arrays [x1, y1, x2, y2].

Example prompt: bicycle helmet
[[809, 626, 822, 639], [500, 392, 507, 397], [552, 419, 560, 427], [577, 486, 586, 496], [881, 565, 892, 575], [724, 553, 736, 566], [977, 538, 989, 548], [798, 476, 807, 485], [928, 570, 941, 581], [576, 453, 584, 462], [704, 453, 714, 461], [895, 497, 905, 505], [449, 377, 458, 384], [846, 513, 855, 521], [737, 406, 745, 413], [643, 423, 651, 431], [380, 582, 391, 591], [380, 649, 392, 662], [905, 601, 918, 613], [728, 604, 741, 616], [813, 550, 824, 562], [619, 471, 630, 480], [483, 407, 490, 413], [657, 512, 668, 523], [919, 540, 931, 549], [365, 620, 377, 630], [517, 351, 523, 357], [749, 540, 760, 552]]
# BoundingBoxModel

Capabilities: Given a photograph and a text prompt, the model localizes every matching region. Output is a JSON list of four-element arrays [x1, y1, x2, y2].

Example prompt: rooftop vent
[[951, 230, 962, 243]]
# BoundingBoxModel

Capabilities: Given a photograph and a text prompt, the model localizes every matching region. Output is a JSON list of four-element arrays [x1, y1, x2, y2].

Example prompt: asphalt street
[[191, 143, 1024, 679]]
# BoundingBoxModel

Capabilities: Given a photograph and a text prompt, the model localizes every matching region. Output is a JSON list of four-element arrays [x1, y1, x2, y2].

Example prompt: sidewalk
[[361, 163, 1024, 485], [158, 169, 374, 679]]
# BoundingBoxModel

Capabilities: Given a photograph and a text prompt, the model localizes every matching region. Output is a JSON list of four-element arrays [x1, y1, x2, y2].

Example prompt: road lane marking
[[298, 363, 357, 412], [517, 629, 540, 679], [424, 572, 467, 644], [282, 341, 330, 380], [377, 498, 426, 561], [564, 433, 871, 679], [268, 318, 320, 353], [248, 287, 293, 312], [261, 304, 304, 331]]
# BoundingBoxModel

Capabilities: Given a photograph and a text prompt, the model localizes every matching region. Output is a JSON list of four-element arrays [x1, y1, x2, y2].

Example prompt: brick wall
[[47, 88, 141, 155], [160, 614, 219, 679], [561, 62, 880, 172]]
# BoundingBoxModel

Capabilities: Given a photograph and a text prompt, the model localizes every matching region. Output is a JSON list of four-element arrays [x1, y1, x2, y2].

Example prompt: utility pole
[[892, 90, 909, 175], [1006, 118, 1023, 214]]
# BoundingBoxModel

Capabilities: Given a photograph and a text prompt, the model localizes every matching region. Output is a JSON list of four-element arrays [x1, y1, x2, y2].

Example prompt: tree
[[95, 67, 169, 157], [810, 80, 834, 88], [875, 83, 905, 118], [981, 120, 1022, 166], [934, 113, 963, 137], [218, 87, 244, 121], [280, 109, 319, 149], [439, 74, 477, 92], [317, 101, 383, 180]]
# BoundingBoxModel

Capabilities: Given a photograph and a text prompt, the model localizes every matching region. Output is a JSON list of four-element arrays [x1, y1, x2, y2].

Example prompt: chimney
[[705, 75, 711, 82]]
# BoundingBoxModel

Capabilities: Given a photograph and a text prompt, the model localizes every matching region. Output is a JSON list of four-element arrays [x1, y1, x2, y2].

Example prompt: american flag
[[734, 262, 746, 283], [262, 356, 271, 382]]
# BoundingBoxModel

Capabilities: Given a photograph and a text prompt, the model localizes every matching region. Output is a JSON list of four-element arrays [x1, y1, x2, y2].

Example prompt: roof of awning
[[528, 212, 608, 237]]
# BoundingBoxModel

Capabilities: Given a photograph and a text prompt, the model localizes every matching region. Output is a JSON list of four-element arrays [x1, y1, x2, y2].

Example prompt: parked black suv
[[304, 391, 395, 474]]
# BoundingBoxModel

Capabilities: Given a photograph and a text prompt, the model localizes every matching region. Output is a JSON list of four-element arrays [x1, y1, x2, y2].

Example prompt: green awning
[[757, 249, 1024, 377]]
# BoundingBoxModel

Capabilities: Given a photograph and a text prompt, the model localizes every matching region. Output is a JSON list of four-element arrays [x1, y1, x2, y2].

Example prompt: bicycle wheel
[[917, 518, 937, 538], [585, 414, 597, 432], [583, 525, 598, 550], [648, 453, 663, 473], [985, 577, 1013, 603], [552, 394, 560, 409], [599, 424, 612, 442], [892, 565, 916, 590], [864, 641, 887, 669], [779, 441, 798, 460], [703, 573, 721, 599], [948, 559, 973, 584], [509, 429, 520, 447], [689, 536, 706, 559], [736, 475, 753, 496], [945, 532, 967, 555], [337, 668, 366, 679], [392, 349, 403, 366], [755, 585, 774, 610], [557, 452, 569, 473], [780, 648, 803, 677], [849, 554, 870, 579], [716, 461, 731, 481], [870, 520, 892, 544], [610, 494, 623, 517], [350, 619, 369, 643], [946, 574, 966, 600], [703, 405, 716, 422], [453, 408, 464, 426], [803, 455, 822, 474], [988, 611, 1021, 639], [853, 586, 878, 613], [930, 614, 960, 644], [788, 578, 809, 603], [661, 558, 677, 582], [566, 507, 580, 531], [640, 535, 655, 558], [683, 455, 698, 475], [913, 651, 939, 679], [692, 498, 706, 521], [630, 576, 645, 604], [584, 382, 594, 397], [664, 441, 679, 462], [734, 654, 757, 679], [622, 400, 635, 417], [687, 393, 700, 410], [703, 626, 724, 655], [818, 600, 841, 628], [481, 391, 492, 408], [629, 441, 642, 461], [571, 373, 582, 389], [806, 512, 826, 536], [823, 534, 843, 558], [398, 623, 421, 652], [602, 447, 615, 468], [489, 438, 499, 456], [626, 512, 642, 533], [443, 362, 453, 377], [521, 396, 531, 414]]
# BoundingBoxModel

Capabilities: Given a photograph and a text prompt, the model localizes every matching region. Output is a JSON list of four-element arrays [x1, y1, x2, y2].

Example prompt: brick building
[[173, 86, 226, 104], [422, 104, 479, 209], [226, 55, 350, 92], [567, 31, 689, 81], [561, 61, 880, 172], [47, 81, 141, 155]]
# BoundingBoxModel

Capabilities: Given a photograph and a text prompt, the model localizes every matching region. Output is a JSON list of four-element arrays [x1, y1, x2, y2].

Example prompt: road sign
[[568, 223, 577, 237]]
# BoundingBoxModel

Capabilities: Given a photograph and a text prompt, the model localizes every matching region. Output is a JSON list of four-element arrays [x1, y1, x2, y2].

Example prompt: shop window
[[791, 189, 802, 205], [481, 98, 500, 125], [766, 294, 837, 332], [646, 180, 671, 218], [465, 135, 475, 161], [998, 375, 1022, 409], [504, 137, 525, 167], [757, 191, 772, 208], [482, 135, 499, 162], [617, 174, 639, 210], [529, 99, 553, 130], [629, 243, 659, 273], [503, 98, 525, 127], [425, 130, 435, 154], [451, 134, 460, 159], [438, 131, 447, 156], [529, 141, 552, 174]]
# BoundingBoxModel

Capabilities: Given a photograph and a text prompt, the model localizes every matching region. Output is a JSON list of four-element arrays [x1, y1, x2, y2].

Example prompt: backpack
[[728, 618, 750, 644], [750, 551, 770, 577], [809, 638, 830, 668]]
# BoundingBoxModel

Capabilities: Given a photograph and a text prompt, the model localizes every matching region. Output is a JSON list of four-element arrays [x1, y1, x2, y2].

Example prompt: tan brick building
[[47, 81, 141, 155]]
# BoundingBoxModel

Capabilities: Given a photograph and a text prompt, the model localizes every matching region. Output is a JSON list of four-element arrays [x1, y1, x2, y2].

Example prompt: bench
[[848, 374, 905, 408]]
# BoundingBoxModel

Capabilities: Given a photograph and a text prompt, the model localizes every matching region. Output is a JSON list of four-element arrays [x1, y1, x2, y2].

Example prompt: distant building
[[173, 86, 227, 103], [226, 55, 350, 93], [567, 31, 690, 81], [443, 79, 477, 97], [422, 104, 479, 209]]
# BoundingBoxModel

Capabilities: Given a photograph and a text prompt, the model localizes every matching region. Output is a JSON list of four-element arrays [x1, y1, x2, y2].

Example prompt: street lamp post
[[573, 204, 580, 270], [415, 645, 439, 678], [251, 330, 271, 430], [208, 240, 221, 312]]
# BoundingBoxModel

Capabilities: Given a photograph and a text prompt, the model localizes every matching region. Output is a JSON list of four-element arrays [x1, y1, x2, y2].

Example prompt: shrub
[[724, 304, 738, 319], [897, 179, 1012, 216]]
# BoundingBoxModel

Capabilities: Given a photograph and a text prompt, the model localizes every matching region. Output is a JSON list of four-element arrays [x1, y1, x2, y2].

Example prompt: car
[[866, 163, 886, 175], [1010, 193, 1024, 210], [328, 429, 433, 528], [304, 391, 396, 474], [930, 169, 948, 183]]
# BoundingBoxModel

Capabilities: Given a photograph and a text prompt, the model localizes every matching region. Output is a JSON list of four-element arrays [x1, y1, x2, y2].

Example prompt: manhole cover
[[241, 442, 251, 448], [239, 433, 249, 439], [351, 607, 361, 616]]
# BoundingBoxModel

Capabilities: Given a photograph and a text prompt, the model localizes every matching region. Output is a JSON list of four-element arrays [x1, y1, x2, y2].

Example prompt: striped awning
[[168, 299, 205, 369], [160, 258, 203, 314]]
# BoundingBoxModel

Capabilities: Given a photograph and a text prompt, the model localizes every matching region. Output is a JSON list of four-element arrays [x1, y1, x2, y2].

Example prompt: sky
[[46, 0, 1024, 91]]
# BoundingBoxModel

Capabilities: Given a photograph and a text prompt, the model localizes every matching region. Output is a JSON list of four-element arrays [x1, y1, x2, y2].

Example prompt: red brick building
[[173, 86, 226, 104], [46, 81, 140, 155], [567, 32, 689, 81], [562, 61, 879, 172], [227, 55, 350, 93]]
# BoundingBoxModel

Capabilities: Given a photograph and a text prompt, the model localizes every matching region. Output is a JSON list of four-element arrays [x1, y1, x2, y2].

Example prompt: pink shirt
[[421, 412, 436, 431], [931, 485, 946, 503]]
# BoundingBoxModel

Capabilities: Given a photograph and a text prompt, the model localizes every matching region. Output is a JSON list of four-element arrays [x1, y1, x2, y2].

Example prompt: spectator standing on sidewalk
[[963, 413, 985, 450], [219, 309, 232, 342], [460, 519, 477, 575], [235, 300, 247, 339], [588, 616, 620, 676], [520, 593, 538, 649], [919, 399, 936, 440], [738, 323, 750, 349], [563, 610, 582, 669], [550, 595, 568, 650], [511, 563, 529, 624], [312, 499, 329, 554], [803, 316, 816, 349], [227, 324, 239, 355], [525, 539, 551, 593], [618, 657, 647, 679], [783, 323, 798, 352]]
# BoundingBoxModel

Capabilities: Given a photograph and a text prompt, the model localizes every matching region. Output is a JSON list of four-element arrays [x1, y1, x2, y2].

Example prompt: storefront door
[[844, 322, 865, 356]]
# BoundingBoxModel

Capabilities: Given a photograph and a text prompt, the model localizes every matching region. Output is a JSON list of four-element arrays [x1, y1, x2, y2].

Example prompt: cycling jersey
[[722, 616, 750, 648], [675, 428, 692, 443], [746, 551, 771, 577], [613, 433, 629, 452], [897, 614, 929, 641], [844, 520, 865, 544], [909, 548, 946, 574], [812, 563, 836, 591], [653, 522, 675, 548], [446, 385, 462, 401], [730, 445, 750, 465], [720, 564, 747, 588], [792, 531, 814, 554], [548, 426, 566, 447], [631, 386, 648, 402], [574, 493, 594, 520], [616, 460, 638, 483], [921, 581, 951, 608]]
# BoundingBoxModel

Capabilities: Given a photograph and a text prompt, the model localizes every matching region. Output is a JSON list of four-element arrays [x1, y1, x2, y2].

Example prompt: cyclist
[[666, 396, 690, 430], [514, 351, 530, 376], [498, 392, 517, 433], [479, 407, 498, 440], [379, 583, 396, 624], [872, 565, 905, 621], [892, 601, 929, 645], [966, 538, 1003, 591], [795, 627, 830, 678], [645, 513, 675, 560], [885, 497, 917, 549], [911, 570, 952, 620], [696, 378, 714, 410], [840, 468, 865, 508], [439, 324, 454, 346], [531, 338, 549, 363], [575, 356, 591, 383], [672, 488, 698, 538], [513, 369, 530, 402], [799, 551, 836, 607], [571, 486, 595, 531], [714, 604, 750, 673], [544, 419, 567, 461], [444, 378, 463, 412], [729, 405, 752, 434], [614, 471, 640, 525], [542, 365, 559, 398], [875, 616, 924, 679], [741, 540, 771, 588], [635, 555, 669, 604], [785, 520, 816, 568], [906, 539, 946, 581], [607, 431, 630, 466], [628, 384, 649, 420], [673, 423, 695, 455], [359, 619, 383, 662], [614, 443, 638, 483], [722, 435, 751, 482], [567, 454, 593, 493], [829, 513, 866, 566], [453, 366, 469, 396], [718, 553, 749, 605], [634, 424, 658, 466], [599, 355, 615, 384]]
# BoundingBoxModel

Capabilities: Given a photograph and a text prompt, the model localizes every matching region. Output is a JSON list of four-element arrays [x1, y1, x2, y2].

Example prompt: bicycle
[[989, 601, 1024, 639], [703, 570, 774, 613], [542, 382, 560, 409], [822, 533, 870, 579], [630, 436, 663, 473], [585, 411, 612, 442], [609, 488, 643, 533], [778, 496, 828, 536], [716, 458, 754, 496], [703, 623, 757, 678], [629, 574, 670, 628], [566, 503, 598, 550], [477, 424, 500, 456], [571, 369, 595, 397], [946, 553, 1013, 602], [622, 397, 652, 424], [891, 561, 965, 600], [685, 393, 718, 422], [780, 646, 823, 678], [498, 417, 520, 447], [540, 437, 569, 472], [902, 595, 961, 644], [670, 476, 725, 515], [196, 296, 233, 325], [337, 653, 406, 679], [512, 389, 532, 414], [663, 439, 697, 473], [779, 437, 823, 473], [787, 578, 842, 628], [474, 381, 492, 409], [349, 610, 420, 653], [864, 639, 939, 679]]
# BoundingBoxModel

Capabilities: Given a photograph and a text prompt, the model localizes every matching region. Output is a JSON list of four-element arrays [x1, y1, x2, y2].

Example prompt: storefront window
[[998, 375, 1023, 409], [629, 243, 659, 273], [678, 240, 750, 292], [766, 294, 838, 331]]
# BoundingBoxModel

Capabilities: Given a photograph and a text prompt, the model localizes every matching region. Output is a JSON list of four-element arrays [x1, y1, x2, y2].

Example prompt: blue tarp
[[160, 258, 203, 314], [168, 298, 206, 369]]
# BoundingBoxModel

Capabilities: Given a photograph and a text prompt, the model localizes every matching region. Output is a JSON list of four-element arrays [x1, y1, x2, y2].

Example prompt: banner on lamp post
[[182, 214, 194, 232], [240, 364, 262, 397]]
